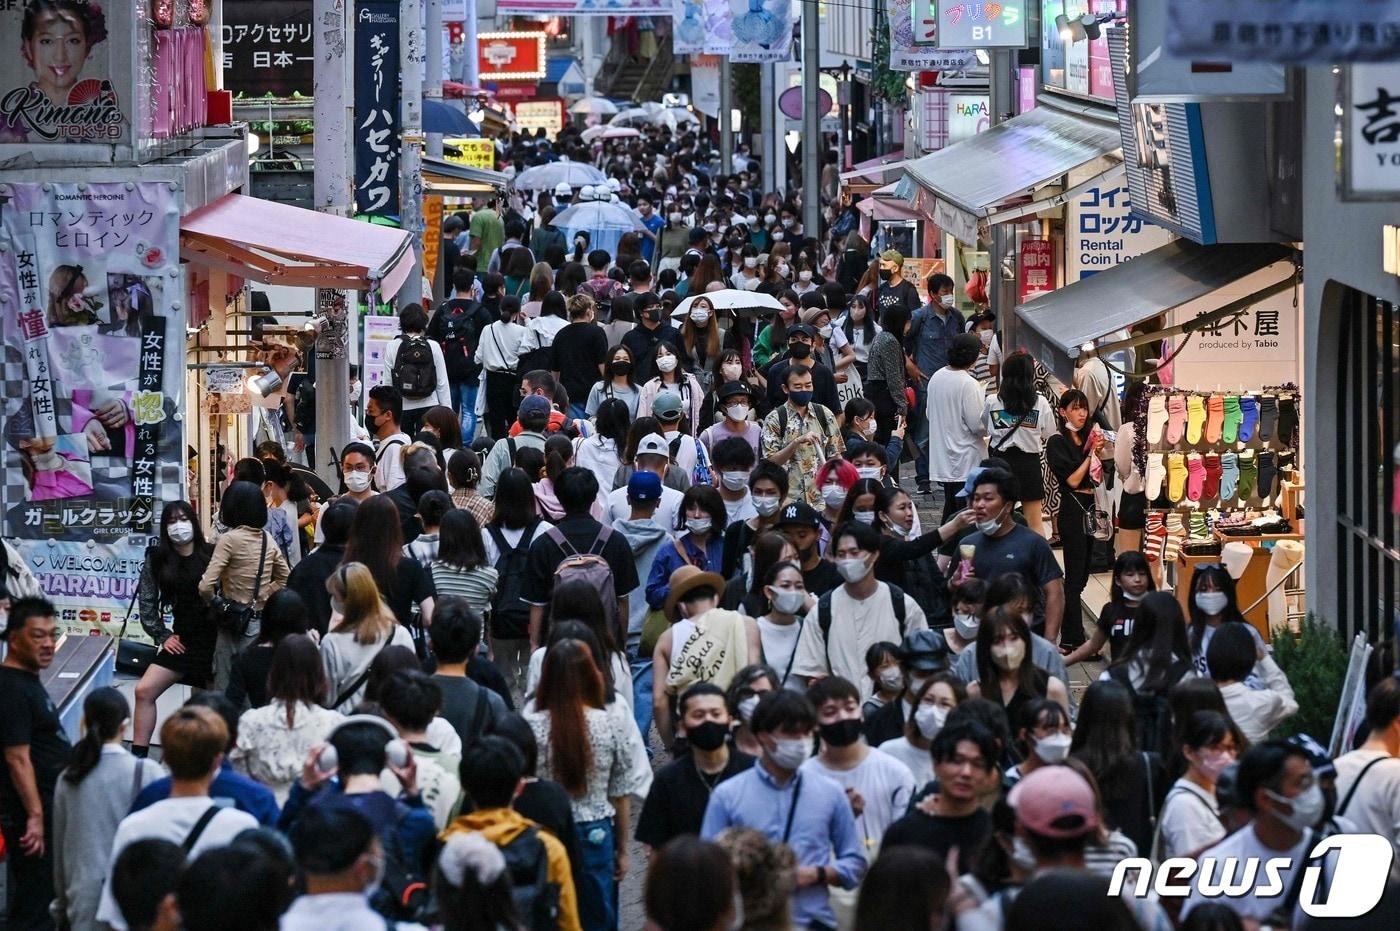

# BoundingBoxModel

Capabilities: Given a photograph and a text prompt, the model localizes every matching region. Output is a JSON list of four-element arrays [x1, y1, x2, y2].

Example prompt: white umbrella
[[655, 107, 701, 129], [581, 125, 642, 142], [569, 96, 620, 116], [550, 199, 644, 256], [512, 160, 607, 191], [609, 105, 662, 126], [670, 289, 785, 320]]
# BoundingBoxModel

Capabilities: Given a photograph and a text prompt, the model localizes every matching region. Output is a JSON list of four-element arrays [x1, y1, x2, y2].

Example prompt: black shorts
[[997, 447, 1046, 502], [1118, 490, 1148, 531]]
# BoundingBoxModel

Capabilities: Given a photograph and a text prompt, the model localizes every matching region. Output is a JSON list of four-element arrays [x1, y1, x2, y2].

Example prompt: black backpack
[[1106, 660, 1190, 756], [486, 520, 539, 640], [369, 803, 433, 923], [501, 827, 561, 931], [393, 334, 438, 400], [293, 380, 316, 433], [437, 301, 480, 382]]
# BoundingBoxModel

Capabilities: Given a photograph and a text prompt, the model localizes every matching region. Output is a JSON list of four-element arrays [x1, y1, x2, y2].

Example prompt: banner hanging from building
[[221, 1, 315, 98], [1167, 0, 1400, 63], [0, 0, 128, 144], [674, 0, 709, 54], [30, 539, 148, 643], [728, 0, 792, 62], [0, 181, 185, 552], [891, 0, 977, 71], [354, 0, 402, 219], [498, 0, 668, 14]]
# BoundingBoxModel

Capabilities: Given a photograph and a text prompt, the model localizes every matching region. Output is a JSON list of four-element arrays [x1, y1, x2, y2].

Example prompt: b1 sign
[[938, 0, 1027, 48]]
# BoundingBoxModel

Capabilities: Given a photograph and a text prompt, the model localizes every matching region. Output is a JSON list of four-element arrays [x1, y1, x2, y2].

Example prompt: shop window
[[1337, 287, 1400, 643]]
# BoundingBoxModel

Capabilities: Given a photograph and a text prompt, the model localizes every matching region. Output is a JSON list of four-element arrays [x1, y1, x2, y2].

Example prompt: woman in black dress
[[131, 501, 215, 757], [1045, 388, 1107, 652]]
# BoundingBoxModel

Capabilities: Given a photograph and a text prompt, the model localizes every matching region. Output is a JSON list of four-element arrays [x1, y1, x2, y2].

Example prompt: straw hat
[[663, 565, 726, 622]]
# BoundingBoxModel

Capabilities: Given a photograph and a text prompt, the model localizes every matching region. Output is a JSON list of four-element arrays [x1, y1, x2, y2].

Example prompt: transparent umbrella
[[669, 289, 786, 320], [581, 125, 642, 142], [512, 160, 608, 191], [568, 96, 620, 116], [550, 199, 644, 256], [655, 107, 701, 129]]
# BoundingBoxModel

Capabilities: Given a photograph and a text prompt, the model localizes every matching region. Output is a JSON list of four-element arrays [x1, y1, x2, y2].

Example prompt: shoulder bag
[[115, 583, 158, 677], [209, 532, 269, 636]]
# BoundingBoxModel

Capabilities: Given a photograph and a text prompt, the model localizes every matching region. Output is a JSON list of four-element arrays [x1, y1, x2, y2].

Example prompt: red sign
[[493, 83, 538, 101], [477, 31, 547, 82], [1018, 239, 1056, 303]]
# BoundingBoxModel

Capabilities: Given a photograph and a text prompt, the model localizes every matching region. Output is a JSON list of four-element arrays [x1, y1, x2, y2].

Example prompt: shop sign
[[26, 540, 148, 644], [354, 0, 401, 219], [477, 32, 547, 82], [314, 288, 350, 362], [362, 316, 403, 392], [949, 94, 989, 142], [515, 99, 566, 136], [690, 55, 721, 117], [728, 0, 792, 63], [936, 0, 1027, 49], [1065, 182, 1173, 281], [0, 0, 128, 144], [1344, 63, 1400, 200], [1167, 286, 1299, 389], [1167, 0, 1400, 64], [445, 138, 496, 169], [422, 197, 443, 292], [1041, 0, 1120, 103], [895, 0, 976, 70], [221, 2, 314, 98], [1131, 0, 1286, 101], [202, 366, 251, 413], [0, 181, 184, 543], [498, 0, 667, 14], [1018, 239, 1054, 302], [934, 197, 980, 246]]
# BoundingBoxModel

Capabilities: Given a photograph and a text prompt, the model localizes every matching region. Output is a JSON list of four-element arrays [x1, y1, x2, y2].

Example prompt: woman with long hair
[[734, 243, 763, 291], [697, 349, 751, 434], [232, 634, 343, 801], [423, 405, 464, 464], [836, 291, 878, 380], [575, 397, 628, 493], [645, 837, 739, 931], [645, 484, 728, 610], [227, 588, 309, 712], [343, 494, 435, 633], [502, 248, 535, 298], [522, 262, 555, 318], [1186, 564, 1264, 678], [131, 501, 216, 755], [529, 591, 631, 708], [854, 845, 950, 931], [1069, 679, 1169, 857], [483, 467, 546, 694], [53, 688, 160, 931], [1113, 379, 1150, 556], [429, 509, 499, 622], [722, 527, 795, 618], [816, 457, 859, 528], [199, 482, 290, 692], [1063, 550, 1156, 667], [679, 294, 723, 386], [876, 672, 966, 788], [1156, 710, 1237, 860], [688, 253, 729, 297], [1044, 387, 1105, 651], [638, 341, 704, 433], [479, 294, 531, 440], [320, 562, 416, 711], [985, 353, 1057, 539], [527, 638, 641, 931], [585, 344, 641, 418], [1104, 590, 1194, 754], [752, 289, 799, 368], [967, 607, 1069, 721], [556, 260, 588, 298], [521, 290, 569, 373], [752, 559, 811, 689]]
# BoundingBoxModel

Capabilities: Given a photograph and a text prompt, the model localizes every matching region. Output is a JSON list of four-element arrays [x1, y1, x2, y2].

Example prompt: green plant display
[[1270, 614, 1349, 742], [869, 23, 907, 107]]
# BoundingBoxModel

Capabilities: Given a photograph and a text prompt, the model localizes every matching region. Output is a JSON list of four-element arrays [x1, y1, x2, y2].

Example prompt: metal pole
[[426, 0, 444, 160], [464, 0, 479, 86], [719, 57, 733, 175], [312, 0, 352, 486], [801, 0, 821, 236], [760, 62, 777, 194], [582, 18, 597, 96], [989, 49, 1015, 330], [398, 0, 426, 309]]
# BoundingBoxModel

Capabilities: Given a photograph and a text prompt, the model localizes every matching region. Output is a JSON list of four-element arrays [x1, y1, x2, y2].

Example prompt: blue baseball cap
[[627, 469, 663, 503], [518, 395, 552, 418]]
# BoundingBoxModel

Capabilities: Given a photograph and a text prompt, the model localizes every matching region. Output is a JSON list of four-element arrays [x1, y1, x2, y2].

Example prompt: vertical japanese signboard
[[354, 1, 402, 219], [221, 2, 315, 97], [0, 181, 185, 638], [1345, 63, 1400, 199], [1018, 239, 1055, 302]]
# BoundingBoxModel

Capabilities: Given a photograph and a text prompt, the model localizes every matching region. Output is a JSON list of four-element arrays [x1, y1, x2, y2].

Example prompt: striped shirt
[[428, 562, 499, 618]]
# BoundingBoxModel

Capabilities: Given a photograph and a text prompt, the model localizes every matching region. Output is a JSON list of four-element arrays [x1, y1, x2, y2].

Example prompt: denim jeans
[[453, 381, 479, 441], [913, 381, 931, 485], [574, 818, 617, 931], [628, 647, 654, 756]]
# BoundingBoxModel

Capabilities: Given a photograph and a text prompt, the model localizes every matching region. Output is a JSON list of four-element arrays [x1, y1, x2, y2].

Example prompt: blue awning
[[545, 56, 577, 85]]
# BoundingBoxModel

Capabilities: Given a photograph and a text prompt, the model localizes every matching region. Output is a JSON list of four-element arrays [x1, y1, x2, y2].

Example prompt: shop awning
[[180, 194, 415, 295], [839, 153, 913, 183], [902, 101, 1121, 241], [1014, 240, 1298, 381], [857, 182, 924, 222], [423, 156, 511, 195]]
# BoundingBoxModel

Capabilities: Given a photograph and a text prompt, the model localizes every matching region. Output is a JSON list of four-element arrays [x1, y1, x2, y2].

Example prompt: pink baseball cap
[[1007, 766, 1100, 838]]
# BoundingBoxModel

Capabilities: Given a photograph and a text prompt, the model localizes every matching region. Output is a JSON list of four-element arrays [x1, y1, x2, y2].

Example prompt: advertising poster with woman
[[0, 0, 126, 144]]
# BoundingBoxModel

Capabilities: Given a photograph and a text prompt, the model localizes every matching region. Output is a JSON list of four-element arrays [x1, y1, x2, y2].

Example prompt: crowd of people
[[1, 121, 1397, 931]]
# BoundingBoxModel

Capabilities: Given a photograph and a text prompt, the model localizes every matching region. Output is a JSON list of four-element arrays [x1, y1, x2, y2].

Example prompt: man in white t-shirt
[[96, 707, 258, 930], [366, 386, 412, 492], [1333, 676, 1400, 869], [604, 433, 683, 531], [791, 522, 927, 702], [924, 333, 987, 525]]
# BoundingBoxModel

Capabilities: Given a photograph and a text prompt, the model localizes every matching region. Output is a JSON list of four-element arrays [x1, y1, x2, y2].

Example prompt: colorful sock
[[1145, 525, 1168, 563], [1186, 396, 1207, 444], [1163, 527, 1185, 564], [1203, 453, 1222, 500], [1146, 395, 1169, 444], [1278, 396, 1298, 445], [1146, 453, 1167, 500], [1258, 395, 1278, 441], [1145, 511, 1165, 535], [1166, 395, 1188, 444], [1188, 511, 1210, 539], [1165, 511, 1186, 536], [1205, 395, 1225, 444], [1239, 396, 1259, 442], [1238, 450, 1258, 500], [1185, 453, 1206, 501], [1257, 450, 1277, 502], [1167, 452, 1188, 503], [1220, 452, 1240, 501], [1222, 396, 1242, 444]]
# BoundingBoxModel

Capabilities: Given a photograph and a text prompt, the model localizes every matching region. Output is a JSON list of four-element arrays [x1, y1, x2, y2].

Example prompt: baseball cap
[[636, 433, 670, 459], [652, 392, 685, 422], [716, 380, 752, 401], [879, 249, 904, 266], [518, 395, 551, 419], [899, 630, 950, 673], [626, 470, 663, 503], [788, 323, 818, 340], [1007, 766, 1100, 838], [775, 501, 820, 529]]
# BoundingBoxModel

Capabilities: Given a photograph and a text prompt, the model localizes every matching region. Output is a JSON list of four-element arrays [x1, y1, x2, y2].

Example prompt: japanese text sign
[[1018, 239, 1055, 302], [1065, 182, 1173, 281], [221, 2, 314, 97], [1167, 0, 1400, 63], [354, 1, 401, 219], [937, 0, 1027, 49], [1346, 63, 1400, 199], [478, 32, 547, 82]]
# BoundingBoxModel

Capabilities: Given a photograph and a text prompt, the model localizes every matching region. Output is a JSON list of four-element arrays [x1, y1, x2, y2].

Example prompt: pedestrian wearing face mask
[[654, 205, 690, 274], [966, 608, 1070, 725], [1004, 699, 1073, 787], [1155, 710, 1237, 860], [678, 294, 723, 388], [862, 630, 952, 747], [130, 502, 216, 758], [702, 689, 866, 931], [1103, 591, 1196, 755], [877, 674, 965, 788], [1063, 552, 1155, 667]]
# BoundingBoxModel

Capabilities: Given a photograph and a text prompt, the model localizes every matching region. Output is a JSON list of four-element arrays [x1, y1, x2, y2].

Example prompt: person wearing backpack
[[428, 597, 510, 747], [387, 303, 452, 436], [443, 737, 581, 931], [521, 468, 639, 652], [1333, 676, 1400, 868], [483, 468, 548, 700], [429, 267, 494, 440]]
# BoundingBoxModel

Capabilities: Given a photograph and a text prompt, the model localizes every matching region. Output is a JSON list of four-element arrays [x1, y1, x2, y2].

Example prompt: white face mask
[[974, 504, 1007, 536], [768, 736, 811, 771], [940, 294, 956, 309], [818, 324, 833, 338], [345, 471, 372, 493], [686, 517, 713, 536], [776, 263, 790, 278], [799, 270, 813, 282], [743, 257, 758, 269], [979, 328, 994, 346], [836, 556, 871, 584], [738, 695, 760, 723], [915, 703, 948, 740], [782, 217, 795, 228], [1010, 837, 1038, 872], [1033, 732, 1073, 764], [690, 308, 712, 325], [768, 587, 807, 616], [878, 666, 904, 692], [772, 231, 785, 242], [886, 519, 913, 539], [1265, 783, 1325, 833], [853, 510, 876, 525], [821, 485, 847, 509], [167, 520, 194, 544], [703, 222, 717, 233], [720, 470, 749, 491], [670, 212, 683, 223], [953, 612, 980, 640], [722, 363, 744, 381], [1122, 590, 1145, 603], [855, 466, 882, 481], [764, 213, 777, 225], [656, 355, 678, 374], [752, 494, 781, 517], [1195, 591, 1229, 615]]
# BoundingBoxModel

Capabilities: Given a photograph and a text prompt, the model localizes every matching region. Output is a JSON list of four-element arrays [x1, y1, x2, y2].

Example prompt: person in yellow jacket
[[442, 736, 581, 931]]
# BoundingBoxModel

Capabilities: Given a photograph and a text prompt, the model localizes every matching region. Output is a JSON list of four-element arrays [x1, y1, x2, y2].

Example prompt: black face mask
[[788, 342, 811, 360], [610, 360, 632, 377], [878, 268, 894, 282], [685, 720, 730, 752], [819, 718, 863, 748]]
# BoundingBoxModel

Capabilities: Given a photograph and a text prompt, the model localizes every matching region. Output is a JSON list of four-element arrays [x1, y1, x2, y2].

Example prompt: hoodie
[[441, 807, 581, 931], [612, 517, 674, 647]]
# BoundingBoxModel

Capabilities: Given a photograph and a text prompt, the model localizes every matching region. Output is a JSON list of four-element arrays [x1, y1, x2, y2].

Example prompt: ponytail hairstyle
[[64, 687, 130, 785], [543, 433, 574, 483]]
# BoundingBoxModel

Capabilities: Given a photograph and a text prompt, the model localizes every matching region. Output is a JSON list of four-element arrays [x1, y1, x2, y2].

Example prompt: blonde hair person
[[522, 261, 555, 317], [320, 562, 415, 711]]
